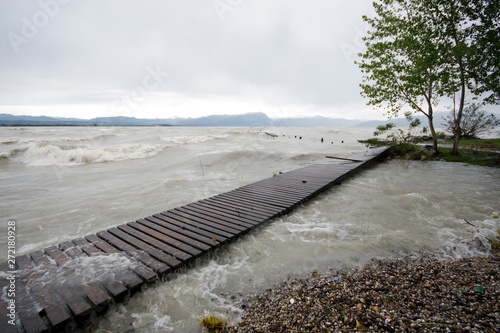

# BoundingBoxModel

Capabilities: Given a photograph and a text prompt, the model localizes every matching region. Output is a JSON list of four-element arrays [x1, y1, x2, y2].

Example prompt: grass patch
[[444, 138, 500, 151], [438, 147, 500, 168], [198, 313, 228, 333], [363, 137, 500, 168], [489, 229, 500, 257]]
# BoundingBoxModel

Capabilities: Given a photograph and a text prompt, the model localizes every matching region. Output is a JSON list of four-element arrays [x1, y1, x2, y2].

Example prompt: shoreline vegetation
[[358, 137, 500, 168]]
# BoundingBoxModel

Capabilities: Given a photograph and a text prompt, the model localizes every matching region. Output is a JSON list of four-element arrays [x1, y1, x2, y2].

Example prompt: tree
[[462, 0, 500, 105], [444, 103, 500, 138], [423, 0, 499, 154], [358, 0, 500, 154], [357, 0, 450, 153]]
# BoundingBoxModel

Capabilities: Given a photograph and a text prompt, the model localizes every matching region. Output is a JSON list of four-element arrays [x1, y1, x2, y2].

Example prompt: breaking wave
[[160, 134, 228, 145], [11, 142, 167, 166]]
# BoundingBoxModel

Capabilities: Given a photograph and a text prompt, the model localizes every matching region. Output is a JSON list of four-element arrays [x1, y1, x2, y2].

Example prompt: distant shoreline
[[0, 111, 459, 127]]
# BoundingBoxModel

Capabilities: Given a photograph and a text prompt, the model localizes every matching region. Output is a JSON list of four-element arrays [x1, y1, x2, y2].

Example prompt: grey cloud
[[0, 0, 374, 117]]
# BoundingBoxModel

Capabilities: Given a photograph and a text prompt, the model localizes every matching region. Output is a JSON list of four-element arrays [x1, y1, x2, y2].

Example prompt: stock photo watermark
[[7, 0, 73, 54], [111, 65, 169, 116], [4, 220, 17, 326], [213, 0, 246, 21], [340, 25, 369, 64]]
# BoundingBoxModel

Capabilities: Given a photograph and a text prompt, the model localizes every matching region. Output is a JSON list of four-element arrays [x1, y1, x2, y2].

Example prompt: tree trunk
[[426, 102, 438, 154], [451, 79, 466, 155]]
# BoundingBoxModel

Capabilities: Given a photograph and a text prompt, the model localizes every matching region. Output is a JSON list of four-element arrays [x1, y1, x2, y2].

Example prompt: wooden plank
[[218, 191, 291, 209], [212, 193, 284, 214], [154, 212, 227, 244], [188, 202, 262, 224], [275, 174, 331, 185], [30, 250, 93, 321], [175, 207, 249, 232], [15, 255, 71, 330], [14, 275, 48, 333], [0, 262, 25, 333], [42, 246, 94, 319], [255, 177, 321, 189], [216, 191, 291, 209], [235, 187, 305, 202], [203, 197, 280, 222], [58, 242, 112, 311], [71, 237, 129, 299], [117, 224, 193, 262], [254, 178, 320, 191], [96, 230, 170, 275], [128, 221, 203, 256], [241, 184, 316, 200], [228, 189, 296, 206], [200, 197, 275, 219], [195, 200, 265, 223], [240, 184, 309, 198], [183, 204, 257, 228], [173, 208, 244, 234], [83, 234, 157, 285], [107, 227, 182, 269], [144, 216, 219, 248], [1, 260, 48, 333], [164, 210, 235, 240]]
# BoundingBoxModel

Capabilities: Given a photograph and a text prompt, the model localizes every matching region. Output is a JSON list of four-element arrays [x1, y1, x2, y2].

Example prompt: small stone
[[410, 322, 419, 329], [423, 283, 432, 288], [269, 323, 279, 331], [370, 306, 380, 313], [387, 276, 397, 284]]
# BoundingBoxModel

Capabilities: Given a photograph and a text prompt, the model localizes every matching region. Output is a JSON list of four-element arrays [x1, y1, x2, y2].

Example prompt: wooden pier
[[1, 146, 391, 332]]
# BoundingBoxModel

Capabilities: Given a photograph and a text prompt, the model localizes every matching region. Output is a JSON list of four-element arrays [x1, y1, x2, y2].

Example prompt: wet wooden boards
[[1, 146, 390, 332]]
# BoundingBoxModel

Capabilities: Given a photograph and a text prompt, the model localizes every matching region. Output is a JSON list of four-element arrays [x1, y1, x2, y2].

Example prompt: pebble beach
[[227, 251, 500, 332]]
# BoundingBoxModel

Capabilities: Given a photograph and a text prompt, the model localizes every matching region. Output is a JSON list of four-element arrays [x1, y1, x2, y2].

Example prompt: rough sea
[[1, 126, 499, 332]]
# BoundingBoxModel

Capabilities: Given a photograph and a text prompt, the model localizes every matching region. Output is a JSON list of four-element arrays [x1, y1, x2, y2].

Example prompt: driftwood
[[325, 156, 363, 162]]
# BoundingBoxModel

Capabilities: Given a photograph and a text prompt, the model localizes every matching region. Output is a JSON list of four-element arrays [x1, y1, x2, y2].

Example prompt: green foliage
[[459, 0, 500, 104], [373, 113, 426, 146], [372, 115, 431, 166], [435, 132, 447, 140], [357, 0, 445, 119], [358, 0, 500, 154], [198, 313, 228, 333]]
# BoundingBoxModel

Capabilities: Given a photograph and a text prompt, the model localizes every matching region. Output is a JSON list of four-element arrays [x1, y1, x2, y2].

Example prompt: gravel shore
[[226, 252, 500, 332]]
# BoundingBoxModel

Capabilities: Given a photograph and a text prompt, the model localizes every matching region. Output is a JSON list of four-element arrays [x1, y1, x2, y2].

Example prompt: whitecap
[[12, 142, 168, 166]]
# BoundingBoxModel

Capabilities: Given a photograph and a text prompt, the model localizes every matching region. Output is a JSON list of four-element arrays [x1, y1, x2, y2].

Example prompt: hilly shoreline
[[0, 112, 451, 127]]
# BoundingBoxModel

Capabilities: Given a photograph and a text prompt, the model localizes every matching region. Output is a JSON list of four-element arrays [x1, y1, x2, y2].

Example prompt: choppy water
[[1, 126, 499, 332]]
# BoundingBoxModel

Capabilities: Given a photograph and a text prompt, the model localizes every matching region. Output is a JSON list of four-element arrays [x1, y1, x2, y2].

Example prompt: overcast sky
[[0, 0, 384, 120]]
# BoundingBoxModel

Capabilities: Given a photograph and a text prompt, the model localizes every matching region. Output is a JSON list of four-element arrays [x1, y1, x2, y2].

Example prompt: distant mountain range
[[0, 111, 461, 127]]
